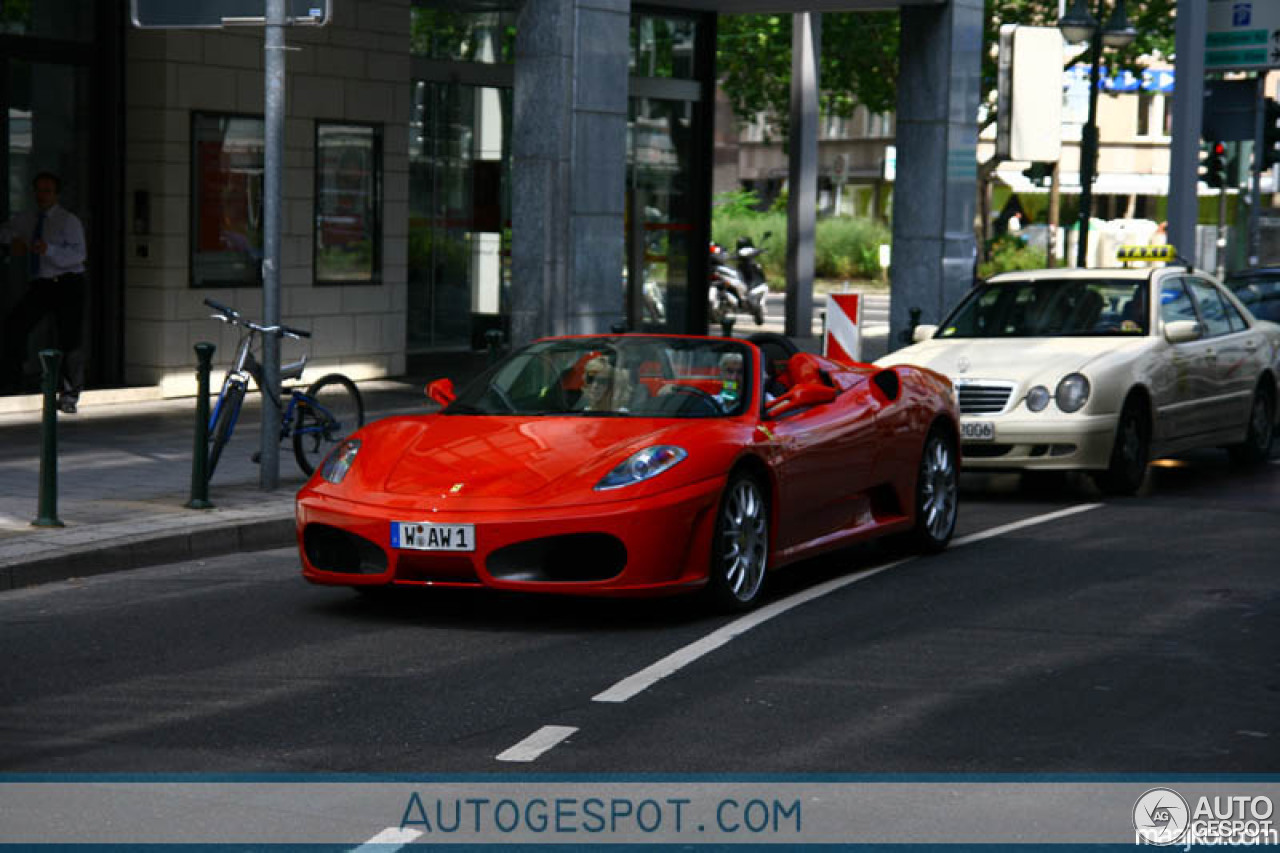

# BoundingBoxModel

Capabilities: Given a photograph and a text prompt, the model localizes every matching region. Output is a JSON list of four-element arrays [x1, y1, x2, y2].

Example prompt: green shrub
[[979, 234, 1044, 278], [815, 216, 891, 280], [712, 189, 764, 218], [711, 212, 891, 286]]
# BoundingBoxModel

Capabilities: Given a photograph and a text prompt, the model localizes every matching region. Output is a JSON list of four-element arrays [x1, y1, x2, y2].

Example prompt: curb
[[0, 512, 295, 592]]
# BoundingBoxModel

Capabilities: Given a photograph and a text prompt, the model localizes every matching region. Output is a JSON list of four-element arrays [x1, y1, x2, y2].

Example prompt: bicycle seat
[[282, 354, 309, 382]]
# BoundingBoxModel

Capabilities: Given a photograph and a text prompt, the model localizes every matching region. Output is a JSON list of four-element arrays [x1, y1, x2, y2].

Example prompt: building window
[[410, 5, 515, 63], [630, 14, 698, 79], [315, 122, 382, 285], [191, 112, 264, 288], [1137, 93, 1163, 138]]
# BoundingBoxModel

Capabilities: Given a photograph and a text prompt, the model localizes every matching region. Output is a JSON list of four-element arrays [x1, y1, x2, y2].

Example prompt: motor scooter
[[708, 239, 767, 327], [732, 232, 771, 326]]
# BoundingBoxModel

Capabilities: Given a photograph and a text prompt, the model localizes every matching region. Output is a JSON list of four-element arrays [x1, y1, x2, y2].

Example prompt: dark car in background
[[1226, 267, 1280, 324]]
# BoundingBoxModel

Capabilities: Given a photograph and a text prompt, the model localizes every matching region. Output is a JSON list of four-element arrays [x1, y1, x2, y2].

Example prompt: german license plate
[[961, 421, 995, 442], [390, 521, 475, 552]]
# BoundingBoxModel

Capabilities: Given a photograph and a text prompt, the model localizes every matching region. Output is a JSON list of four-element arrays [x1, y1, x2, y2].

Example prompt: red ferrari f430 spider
[[296, 333, 959, 609]]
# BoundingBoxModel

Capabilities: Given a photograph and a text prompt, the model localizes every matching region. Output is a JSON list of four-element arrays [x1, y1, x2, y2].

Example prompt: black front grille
[[487, 534, 627, 582], [961, 443, 1013, 457], [957, 383, 1014, 415]]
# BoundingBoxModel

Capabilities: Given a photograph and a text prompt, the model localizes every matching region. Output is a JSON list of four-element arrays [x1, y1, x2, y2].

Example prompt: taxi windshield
[[444, 336, 753, 418], [937, 278, 1149, 338]]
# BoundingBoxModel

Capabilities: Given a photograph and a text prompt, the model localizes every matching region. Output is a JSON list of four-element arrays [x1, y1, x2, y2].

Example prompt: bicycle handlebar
[[203, 298, 311, 338]]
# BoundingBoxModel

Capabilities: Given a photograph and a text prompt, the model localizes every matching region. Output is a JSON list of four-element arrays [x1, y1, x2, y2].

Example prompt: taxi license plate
[[391, 521, 475, 552], [961, 421, 995, 442]]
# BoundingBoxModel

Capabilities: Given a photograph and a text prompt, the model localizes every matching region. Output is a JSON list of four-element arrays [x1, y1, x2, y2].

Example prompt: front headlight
[[1055, 374, 1090, 413], [320, 439, 361, 484], [595, 445, 687, 491], [1025, 385, 1051, 412]]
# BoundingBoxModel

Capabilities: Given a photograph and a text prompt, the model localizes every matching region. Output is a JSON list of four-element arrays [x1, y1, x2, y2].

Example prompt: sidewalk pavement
[[0, 373, 464, 592]]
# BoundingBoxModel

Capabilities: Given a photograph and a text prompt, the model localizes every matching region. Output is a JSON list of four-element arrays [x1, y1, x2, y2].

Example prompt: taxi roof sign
[[1116, 245, 1177, 263]]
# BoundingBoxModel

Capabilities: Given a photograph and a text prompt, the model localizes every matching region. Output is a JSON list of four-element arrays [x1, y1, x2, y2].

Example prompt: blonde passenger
[[579, 357, 632, 412]]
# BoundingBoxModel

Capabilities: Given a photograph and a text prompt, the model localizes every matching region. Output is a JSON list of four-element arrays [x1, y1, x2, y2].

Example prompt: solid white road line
[[496, 725, 579, 762], [593, 558, 910, 704], [351, 827, 423, 850], [594, 503, 1101, 704], [951, 502, 1102, 547]]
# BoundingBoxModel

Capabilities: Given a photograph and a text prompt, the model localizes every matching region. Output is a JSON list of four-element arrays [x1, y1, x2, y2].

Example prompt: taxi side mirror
[[1163, 320, 1202, 344], [426, 378, 456, 407], [912, 324, 938, 343], [765, 381, 837, 418]]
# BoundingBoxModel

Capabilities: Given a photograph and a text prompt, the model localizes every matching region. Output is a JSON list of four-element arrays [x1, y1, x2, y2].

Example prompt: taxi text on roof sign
[[1116, 245, 1177, 263]]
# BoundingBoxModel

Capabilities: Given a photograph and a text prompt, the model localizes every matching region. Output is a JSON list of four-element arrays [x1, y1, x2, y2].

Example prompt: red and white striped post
[[822, 292, 863, 365]]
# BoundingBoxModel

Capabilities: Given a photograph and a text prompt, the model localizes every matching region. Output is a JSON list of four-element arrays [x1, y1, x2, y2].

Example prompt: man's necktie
[[29, 212, 45, 279]]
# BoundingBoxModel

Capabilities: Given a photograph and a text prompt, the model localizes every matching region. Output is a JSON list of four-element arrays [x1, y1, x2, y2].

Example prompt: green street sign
[[1206, 0, 1280, 70]]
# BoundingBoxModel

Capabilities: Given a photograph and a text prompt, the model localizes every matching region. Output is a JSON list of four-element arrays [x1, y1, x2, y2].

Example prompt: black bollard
[[32, 349, 64, 528], [901, 306, 923, 344], [187, 342, 216, 509], [719, 313, 736, 338], [485, 328, 505, 365]]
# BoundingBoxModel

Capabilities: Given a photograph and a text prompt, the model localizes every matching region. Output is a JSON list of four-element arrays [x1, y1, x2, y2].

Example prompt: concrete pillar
[[786, 12, 820, 340], [511, 0, 631, 346], [889, 0, 983, 350]]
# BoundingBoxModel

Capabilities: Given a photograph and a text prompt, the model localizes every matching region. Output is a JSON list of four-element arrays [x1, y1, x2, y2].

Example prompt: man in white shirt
[[1, 172, 88, 412]]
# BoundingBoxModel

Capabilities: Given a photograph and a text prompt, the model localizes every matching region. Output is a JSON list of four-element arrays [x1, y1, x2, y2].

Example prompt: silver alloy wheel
[[920, 434, 958, 542], [718, 478, 768, 602]]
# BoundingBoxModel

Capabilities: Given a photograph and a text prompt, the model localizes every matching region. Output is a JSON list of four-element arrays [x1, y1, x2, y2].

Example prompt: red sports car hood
[[345, 414, 740, 505]]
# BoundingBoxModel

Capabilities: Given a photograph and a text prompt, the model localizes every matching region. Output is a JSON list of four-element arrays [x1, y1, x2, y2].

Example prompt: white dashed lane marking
[[495, 725, 579, 762]]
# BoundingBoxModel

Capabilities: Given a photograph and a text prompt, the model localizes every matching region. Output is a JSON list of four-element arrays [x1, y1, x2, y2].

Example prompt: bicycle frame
[[208, 324, 315, 445]]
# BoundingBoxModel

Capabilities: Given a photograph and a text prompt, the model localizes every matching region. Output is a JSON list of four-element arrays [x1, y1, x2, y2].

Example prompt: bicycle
[[203, 298, 365, 480]]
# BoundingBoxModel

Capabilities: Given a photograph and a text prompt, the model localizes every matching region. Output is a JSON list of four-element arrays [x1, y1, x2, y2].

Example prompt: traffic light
[[1263, 99, 1280, 170], [1022, 162, 1053, 187], [1200, 140, 1227, 189]]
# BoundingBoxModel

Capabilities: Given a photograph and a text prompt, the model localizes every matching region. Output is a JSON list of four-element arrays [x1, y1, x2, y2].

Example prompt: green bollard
[[187, 342, 216, 509], [32, 349, 64, 528]]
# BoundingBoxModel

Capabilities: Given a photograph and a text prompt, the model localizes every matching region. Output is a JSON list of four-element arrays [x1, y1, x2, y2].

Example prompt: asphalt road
[[1, 449, 1277, 775]]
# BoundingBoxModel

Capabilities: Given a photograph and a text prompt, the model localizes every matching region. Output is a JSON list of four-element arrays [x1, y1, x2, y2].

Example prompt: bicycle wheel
[[293, 373, 365, 476], [208, 380, 246, 481]]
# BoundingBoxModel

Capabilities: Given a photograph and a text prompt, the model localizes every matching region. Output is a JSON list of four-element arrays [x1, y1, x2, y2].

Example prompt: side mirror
[[912, 324, 938, 343], [765, 381, 838, 418], [1164, 320, 1202, 344], [426, 378, 456, 407]]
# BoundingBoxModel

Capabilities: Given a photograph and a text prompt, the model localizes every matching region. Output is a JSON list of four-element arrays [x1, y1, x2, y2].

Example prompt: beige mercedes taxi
[[877, 248, 1280, 494]]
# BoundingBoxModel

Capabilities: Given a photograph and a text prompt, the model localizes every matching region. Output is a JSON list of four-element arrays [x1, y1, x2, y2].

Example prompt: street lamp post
[[1060, 0, 1136, 268]]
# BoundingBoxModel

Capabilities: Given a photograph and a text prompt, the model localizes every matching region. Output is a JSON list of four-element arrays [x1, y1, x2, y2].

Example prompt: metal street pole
[[1249, 75, 1266, 267], [260, 0, 285, 491], [1076, 29, 1103, 268]]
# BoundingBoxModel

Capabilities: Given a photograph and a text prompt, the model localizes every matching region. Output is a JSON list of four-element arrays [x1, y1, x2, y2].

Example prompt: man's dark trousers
[[2, 272, 86, 396]]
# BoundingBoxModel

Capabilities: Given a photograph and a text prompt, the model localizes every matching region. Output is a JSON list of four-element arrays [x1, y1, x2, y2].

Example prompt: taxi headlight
[[1055, 374, 1091, 413], [320, 439, 361, 484], [596, 445, 687, 491], [1025, 386, 1051, 412]]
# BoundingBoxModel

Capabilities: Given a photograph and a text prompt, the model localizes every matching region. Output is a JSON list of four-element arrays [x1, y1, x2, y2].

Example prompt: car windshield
[[443, 336, 754, 418], [937, 278, 1150, 338]]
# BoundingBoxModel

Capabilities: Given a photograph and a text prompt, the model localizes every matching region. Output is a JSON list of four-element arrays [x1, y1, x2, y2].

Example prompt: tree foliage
[[717, 0, 1176, 143]]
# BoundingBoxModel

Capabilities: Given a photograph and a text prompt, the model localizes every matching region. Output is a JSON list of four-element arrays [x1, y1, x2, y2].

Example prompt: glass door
[[3, 57, 96, 392], [408, 80, 512, 351]]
